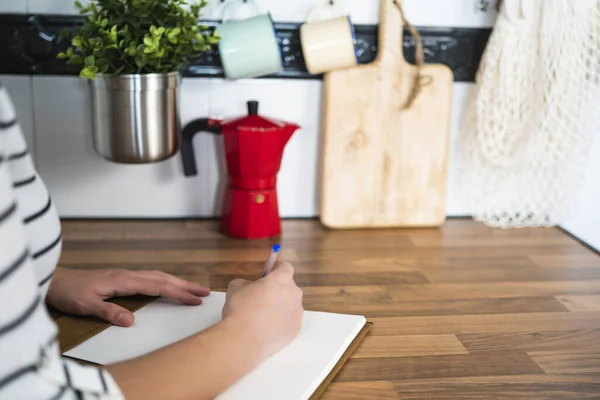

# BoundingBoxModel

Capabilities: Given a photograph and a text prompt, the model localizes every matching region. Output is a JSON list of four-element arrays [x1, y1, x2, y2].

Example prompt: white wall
[[2, 0, 500, 219], [25, 76, 479, 218], [0, 0, 26, 13], [0, 77, 35, 153], [559, 133, 600, 251], [20, 0, 500, 27], [30, 77, 326, 218]]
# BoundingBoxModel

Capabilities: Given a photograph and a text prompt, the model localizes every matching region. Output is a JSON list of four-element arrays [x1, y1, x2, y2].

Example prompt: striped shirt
[[0, 83, 124, 399]]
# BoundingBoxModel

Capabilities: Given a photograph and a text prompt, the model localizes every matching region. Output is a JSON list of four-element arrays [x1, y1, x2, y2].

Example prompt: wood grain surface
[[319, 0, 453, 229], [54, 219, 600, 399]]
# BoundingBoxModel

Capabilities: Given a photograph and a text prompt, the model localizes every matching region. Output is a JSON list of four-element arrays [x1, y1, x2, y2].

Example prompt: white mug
[[300, 0, 359, 75], [217, 0, 284, 80]]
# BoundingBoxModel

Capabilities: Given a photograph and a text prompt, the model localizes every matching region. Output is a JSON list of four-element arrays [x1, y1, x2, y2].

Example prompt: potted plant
[[58, 0, 219, 164]]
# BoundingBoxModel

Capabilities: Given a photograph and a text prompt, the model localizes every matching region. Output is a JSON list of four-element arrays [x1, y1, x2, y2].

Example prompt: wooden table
[[54, 219, 600, 399]]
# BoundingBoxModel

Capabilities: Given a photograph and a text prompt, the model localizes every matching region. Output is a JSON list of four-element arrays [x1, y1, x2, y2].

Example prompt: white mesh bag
[[458, 0, 600, 228]]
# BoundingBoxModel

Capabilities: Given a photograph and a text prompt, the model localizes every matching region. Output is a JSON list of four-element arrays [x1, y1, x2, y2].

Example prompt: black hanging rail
[[0, 14, 492, 81]]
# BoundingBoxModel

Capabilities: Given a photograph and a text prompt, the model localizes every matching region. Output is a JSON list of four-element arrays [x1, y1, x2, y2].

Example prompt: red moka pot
[[181, 101, 300, 239]]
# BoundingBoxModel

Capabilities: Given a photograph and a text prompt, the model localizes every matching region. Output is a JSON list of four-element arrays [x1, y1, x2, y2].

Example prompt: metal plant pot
[[89, 72, 181, 164]]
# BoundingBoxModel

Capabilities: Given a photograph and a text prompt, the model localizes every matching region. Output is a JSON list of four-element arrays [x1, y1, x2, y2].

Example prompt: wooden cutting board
[[319, 0, 453, 229]]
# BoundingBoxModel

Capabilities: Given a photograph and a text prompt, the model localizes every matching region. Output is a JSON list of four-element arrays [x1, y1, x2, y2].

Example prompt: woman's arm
[[106, 264, 303, 400], [0, 86, 123, 399], [107, 316, 262, 400]]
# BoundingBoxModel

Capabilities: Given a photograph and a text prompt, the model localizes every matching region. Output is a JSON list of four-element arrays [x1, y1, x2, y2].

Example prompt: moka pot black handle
[[180, 118, 222, 177]]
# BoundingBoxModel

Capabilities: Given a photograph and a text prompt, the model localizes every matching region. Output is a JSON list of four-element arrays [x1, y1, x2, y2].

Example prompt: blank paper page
[[64, 292, 366, 400]]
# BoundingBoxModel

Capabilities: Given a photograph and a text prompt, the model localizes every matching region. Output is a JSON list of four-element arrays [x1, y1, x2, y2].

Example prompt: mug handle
[[221, 0, 261, 23], [306, 0, 346, 22]]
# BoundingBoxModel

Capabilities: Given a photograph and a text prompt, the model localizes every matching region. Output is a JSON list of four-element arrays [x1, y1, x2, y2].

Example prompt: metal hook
[[477, 0, 502, 12], [477, 0, 491, 11]]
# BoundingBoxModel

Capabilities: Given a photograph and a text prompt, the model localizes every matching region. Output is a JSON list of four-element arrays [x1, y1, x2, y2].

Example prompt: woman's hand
[[107, 263, 302, 400], [46, 267, 210, 326], [222, 262, 304, 360]]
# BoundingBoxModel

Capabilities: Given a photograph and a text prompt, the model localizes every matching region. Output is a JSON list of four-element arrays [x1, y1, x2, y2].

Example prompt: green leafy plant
[[58, 0, 219, 79]]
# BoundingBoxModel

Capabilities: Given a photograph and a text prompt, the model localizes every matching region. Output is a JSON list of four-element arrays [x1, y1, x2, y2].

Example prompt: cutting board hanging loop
[[392, 0, 432, 109]]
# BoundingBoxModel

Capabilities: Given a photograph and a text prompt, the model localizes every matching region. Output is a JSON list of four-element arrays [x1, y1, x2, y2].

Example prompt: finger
[[143, 283, 205, 305], [296, 286, 304, 304], [163, 287, 205, 305], [136, 271, 211, 297], [184, 282, 211, 297], [106, 271, 208, 303], [268, 262, 295, 280], [90, 300, 135, 327], [110, 275, 205, 305]]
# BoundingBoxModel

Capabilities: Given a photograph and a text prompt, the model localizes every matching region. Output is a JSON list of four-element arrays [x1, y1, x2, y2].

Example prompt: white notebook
[[64, 292, 367, 400]]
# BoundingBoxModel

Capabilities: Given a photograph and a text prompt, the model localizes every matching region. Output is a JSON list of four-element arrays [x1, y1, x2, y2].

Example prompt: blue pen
[[261, 244, 280, 277]]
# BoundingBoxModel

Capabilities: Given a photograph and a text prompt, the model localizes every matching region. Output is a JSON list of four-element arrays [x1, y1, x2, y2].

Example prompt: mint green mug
[[216, 0, 284, 80]]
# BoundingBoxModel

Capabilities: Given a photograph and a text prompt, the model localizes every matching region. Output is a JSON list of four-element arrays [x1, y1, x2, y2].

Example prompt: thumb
[[226, 279, 251, 298], [91, 300, 135, 327], [267, 262, 295, 281]]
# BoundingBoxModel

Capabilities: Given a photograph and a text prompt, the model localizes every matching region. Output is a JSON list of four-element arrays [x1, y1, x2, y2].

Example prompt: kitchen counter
[[53, 218, 600, 399]]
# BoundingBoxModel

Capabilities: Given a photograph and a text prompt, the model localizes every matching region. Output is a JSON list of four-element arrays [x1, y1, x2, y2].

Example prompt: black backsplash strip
[[0, 14, 491, 81]]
